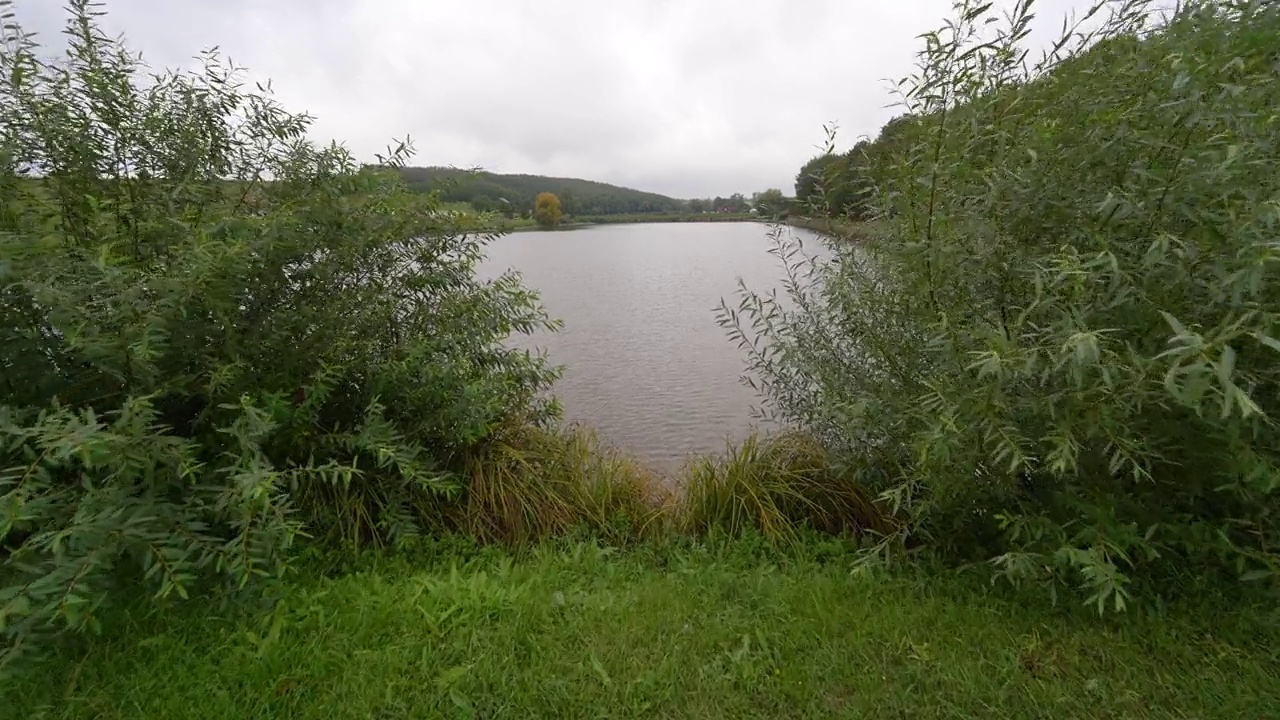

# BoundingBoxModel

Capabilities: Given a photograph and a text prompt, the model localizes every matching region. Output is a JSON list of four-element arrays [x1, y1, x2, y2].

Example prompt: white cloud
[[15, 0, 1103, 198]]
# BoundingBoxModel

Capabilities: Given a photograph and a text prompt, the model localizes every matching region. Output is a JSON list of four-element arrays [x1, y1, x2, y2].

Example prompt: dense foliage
[[0, 1, 558, 667], [794, 147, 866, 219], [749, 189, 790, 219], [793, 117, 917, 220], [730, 0, 1280, 608], [399, 167, 683, 217]]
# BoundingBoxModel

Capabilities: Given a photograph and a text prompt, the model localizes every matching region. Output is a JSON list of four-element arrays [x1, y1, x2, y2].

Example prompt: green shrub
[[728, 0, 1280, 608], [0, 1, 557, 666]]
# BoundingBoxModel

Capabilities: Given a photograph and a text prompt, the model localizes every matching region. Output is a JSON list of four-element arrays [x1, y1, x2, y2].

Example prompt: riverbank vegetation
[[728, 0, 1280, 610], [4, 0, 1280, 714], [0, 0, 567, 669]]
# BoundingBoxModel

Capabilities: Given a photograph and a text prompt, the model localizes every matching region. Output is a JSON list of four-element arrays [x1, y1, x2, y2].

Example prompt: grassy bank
[[8, 538, 1278, 720]]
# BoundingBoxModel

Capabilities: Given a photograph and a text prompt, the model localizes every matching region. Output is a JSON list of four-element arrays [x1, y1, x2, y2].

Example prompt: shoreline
[[494, 215, 867, 238], [497, 213, 762, 232]]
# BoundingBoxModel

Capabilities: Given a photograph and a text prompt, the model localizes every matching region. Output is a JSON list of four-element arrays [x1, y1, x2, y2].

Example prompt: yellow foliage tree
[[534, 192, 563, 228]]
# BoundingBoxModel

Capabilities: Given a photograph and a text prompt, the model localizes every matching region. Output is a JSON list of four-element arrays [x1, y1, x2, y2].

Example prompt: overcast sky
[[15, 0, 1100, 198]]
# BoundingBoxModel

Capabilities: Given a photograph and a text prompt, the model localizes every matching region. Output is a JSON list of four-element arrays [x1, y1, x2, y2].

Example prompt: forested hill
[[398, 167, 684, 216]]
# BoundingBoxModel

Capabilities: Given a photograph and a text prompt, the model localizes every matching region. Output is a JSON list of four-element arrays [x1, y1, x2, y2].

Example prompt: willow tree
[[534, 192, 563, 228], [726, 0, 1280, 610]]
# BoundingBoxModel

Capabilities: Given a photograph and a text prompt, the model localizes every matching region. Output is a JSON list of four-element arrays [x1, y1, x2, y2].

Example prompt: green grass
[[7, 539, 1278, 719]]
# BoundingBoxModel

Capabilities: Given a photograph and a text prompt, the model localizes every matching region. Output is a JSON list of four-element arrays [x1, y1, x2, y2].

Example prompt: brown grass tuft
[[462, 423, 668, 544], [678, 431, 894, 541]]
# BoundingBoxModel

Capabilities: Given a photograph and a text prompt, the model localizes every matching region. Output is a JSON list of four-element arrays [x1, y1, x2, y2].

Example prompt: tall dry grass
[[461, 425, 890, 546], [461, 423, 669, 544], [678, 432, 893, 541]]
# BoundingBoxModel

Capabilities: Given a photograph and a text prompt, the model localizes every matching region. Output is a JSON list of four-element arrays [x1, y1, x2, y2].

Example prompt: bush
[[728, 0, 1280, 609], [0, 1, 557, 666]]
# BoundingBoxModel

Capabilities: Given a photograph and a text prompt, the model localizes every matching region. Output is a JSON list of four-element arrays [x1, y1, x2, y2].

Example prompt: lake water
[[482, 221, 821, 473]]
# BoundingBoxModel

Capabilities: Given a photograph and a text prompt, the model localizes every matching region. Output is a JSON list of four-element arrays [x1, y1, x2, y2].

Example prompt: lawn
[[6, 539, 1277, 719]]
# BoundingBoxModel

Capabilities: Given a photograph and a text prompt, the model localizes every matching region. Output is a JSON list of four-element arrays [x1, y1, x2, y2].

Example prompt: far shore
[[498, 212, 760, 232], [498, 214, 864, 239]]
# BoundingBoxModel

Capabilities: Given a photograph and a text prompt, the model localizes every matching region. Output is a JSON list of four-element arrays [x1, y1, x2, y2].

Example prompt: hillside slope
[[398, 167, 684, 215]]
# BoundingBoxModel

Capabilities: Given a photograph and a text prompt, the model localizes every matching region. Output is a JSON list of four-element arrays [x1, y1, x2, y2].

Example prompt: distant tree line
[[398, 167, 684, 217], [401, 167, 801, 222], [684, 190, 792, 218], [686, 193, 749, 214]]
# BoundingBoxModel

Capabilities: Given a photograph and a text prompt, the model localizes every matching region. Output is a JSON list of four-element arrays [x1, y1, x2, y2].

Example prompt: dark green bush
[[0, 0, 557, 666], [728, 0, 1280, 609]]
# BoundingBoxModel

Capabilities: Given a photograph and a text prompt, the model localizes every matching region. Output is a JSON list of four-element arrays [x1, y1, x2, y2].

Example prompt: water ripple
[[482, 222, 815, 473]]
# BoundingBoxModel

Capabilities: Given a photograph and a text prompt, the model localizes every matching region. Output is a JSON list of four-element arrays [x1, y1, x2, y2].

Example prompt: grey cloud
[[14, 0, 1103, 198]]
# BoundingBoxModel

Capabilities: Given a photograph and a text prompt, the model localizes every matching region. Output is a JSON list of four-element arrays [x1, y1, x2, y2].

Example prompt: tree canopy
[[793, 142, 872, 219], [751, 188, 790, 218]]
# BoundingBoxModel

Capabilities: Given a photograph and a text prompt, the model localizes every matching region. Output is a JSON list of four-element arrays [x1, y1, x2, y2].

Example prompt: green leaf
[[589, 654, 612, 686], [1217, 345, 1236, 387], [449, 689, 474, 715], [436, 665, 470, 687], [1159, 311, 1188, 338], [1256, 334, 1280, 354]]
